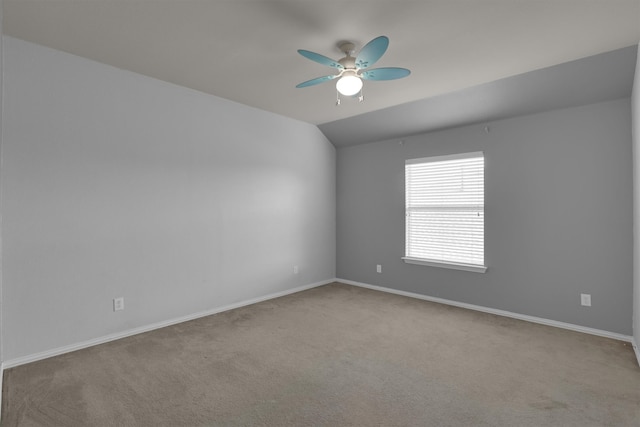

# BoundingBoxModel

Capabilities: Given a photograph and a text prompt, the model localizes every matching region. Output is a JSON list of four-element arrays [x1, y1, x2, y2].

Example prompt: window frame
[[402, 151, 487, 273]]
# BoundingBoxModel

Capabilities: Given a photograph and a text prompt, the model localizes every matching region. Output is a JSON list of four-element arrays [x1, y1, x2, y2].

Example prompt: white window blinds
[[405, 152, 485, 271]]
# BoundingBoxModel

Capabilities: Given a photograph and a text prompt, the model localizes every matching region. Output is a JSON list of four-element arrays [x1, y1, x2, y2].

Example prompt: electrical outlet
[[376, 264, 382, 273], [113, 297, 125, 311], [580, 294, 591, 307], [293, 265, 299, 274]]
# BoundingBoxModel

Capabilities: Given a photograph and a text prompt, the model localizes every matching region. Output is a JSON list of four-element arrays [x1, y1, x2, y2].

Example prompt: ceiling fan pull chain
[[336, 90, 341, 106], [358, 87, 364, 102]]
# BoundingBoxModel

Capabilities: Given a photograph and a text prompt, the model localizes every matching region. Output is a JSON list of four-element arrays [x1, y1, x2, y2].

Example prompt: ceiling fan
[[296, 35, 410, 104]]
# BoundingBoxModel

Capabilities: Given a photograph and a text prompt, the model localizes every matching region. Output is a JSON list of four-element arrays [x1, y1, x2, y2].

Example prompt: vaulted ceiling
[[4, 1, 640, 146]]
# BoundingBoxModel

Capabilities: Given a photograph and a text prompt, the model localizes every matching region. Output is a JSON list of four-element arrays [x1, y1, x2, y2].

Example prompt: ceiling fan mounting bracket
[[338, 42, 355, 56]]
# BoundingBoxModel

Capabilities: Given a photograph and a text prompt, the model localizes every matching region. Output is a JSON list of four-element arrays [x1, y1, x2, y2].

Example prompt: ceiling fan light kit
[[296, 35, 410, 105], [336, 73, 363, 96]]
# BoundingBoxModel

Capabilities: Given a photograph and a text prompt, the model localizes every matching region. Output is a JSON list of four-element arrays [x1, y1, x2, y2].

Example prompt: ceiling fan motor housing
[[338, 56, 357, 71]]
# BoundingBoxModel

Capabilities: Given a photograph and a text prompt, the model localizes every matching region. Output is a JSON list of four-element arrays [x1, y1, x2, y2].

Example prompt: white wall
[[1, 37, 336, 362], [632, 42, 640, 363]]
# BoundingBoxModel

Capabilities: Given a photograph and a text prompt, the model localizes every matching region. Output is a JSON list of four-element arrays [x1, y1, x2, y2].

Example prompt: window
[[403, 152, 486, 273]]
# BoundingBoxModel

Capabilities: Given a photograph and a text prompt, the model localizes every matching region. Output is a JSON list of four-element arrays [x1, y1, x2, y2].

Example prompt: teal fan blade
[[296, 75, 338, 88], [355, 36, 389, 69], [360, 67, 411, 81], [297, 50, 344, 70]]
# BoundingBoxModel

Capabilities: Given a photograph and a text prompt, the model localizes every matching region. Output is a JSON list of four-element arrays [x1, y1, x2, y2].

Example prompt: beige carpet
[[2, 282, 639, 426]]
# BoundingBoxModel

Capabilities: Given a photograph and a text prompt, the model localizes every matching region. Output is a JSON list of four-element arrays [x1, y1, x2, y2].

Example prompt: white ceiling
[[3, 1, 640, 129]]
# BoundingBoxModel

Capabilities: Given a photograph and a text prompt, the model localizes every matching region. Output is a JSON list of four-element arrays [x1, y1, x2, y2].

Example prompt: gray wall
[[632, 42, 640, 356], [337, 98, 633, 335], [2, 37, 336, 361]]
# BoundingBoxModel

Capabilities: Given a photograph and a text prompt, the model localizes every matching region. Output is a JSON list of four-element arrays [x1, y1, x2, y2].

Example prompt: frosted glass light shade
[[336, 75, 363, 96]]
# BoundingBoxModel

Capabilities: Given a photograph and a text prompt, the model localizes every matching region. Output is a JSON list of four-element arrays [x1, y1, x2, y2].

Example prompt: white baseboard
[[5, 278, 634, 370], [3, 279, 334, 369], [338, 278, 633, 343]]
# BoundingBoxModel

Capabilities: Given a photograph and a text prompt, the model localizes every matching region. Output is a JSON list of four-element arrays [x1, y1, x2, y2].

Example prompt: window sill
[[402, 257, 487, 273]]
